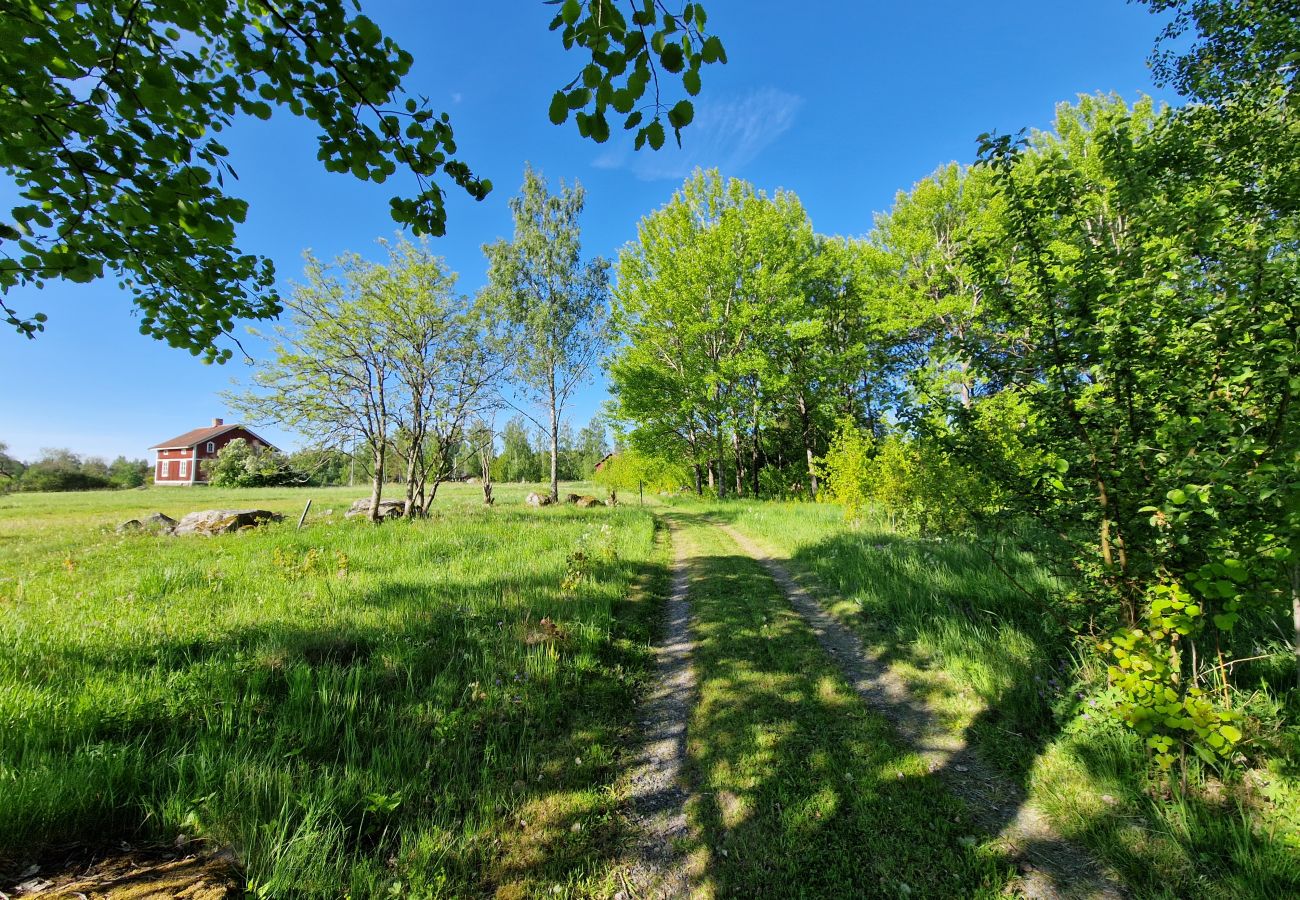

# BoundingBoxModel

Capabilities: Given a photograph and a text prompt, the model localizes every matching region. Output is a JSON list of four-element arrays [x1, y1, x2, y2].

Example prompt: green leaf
[[683, 68, 701, 96], [1166, 488, 1187, 505], [561, 0, 581, 25], [667, 99, 694, 129], [646, 120, 665, 150], [549, 91, 568, 125], [660, 43, 684, 73]]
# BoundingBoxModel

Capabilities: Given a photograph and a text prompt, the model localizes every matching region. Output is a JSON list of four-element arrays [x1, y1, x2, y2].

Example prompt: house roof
[[150, 423, 276, 451]]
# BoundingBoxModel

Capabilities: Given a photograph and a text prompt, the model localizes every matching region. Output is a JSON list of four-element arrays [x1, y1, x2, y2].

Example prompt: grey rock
[[172, 509, 283, 536], [116, 512, 178, 535], [344, 498, 406, 520]]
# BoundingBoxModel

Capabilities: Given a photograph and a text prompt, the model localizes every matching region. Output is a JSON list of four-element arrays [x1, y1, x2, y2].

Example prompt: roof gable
[[150, 423, 277, 451]]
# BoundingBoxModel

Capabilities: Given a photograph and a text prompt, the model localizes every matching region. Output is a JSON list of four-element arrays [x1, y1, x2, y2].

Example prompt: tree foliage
[[483, 165, 609, 501], [1, 0, 722, 359], [206, 437, 299, 487], [228, 237, 501, 519]]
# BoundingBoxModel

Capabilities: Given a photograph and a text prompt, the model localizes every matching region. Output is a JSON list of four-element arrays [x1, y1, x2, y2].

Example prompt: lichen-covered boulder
[[344, 498, 407, 520], [172, 509, 283, 536], [563, 493, 582, 504], [116, 512, 178, 534], [574, 496, 605, 508], [525, 491, 553, 507]]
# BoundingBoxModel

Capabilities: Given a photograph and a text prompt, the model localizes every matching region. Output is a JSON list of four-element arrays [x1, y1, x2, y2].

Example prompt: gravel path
[[619, 521, 697, 899], [717, 521, 1126, 900]]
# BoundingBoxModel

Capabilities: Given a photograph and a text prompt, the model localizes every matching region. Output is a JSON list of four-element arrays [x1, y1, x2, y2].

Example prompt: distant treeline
[[0, 445, 150, 493]]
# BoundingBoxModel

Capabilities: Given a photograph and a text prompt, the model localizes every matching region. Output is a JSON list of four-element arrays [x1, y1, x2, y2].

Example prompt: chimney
[[212, 417, 224, 427]]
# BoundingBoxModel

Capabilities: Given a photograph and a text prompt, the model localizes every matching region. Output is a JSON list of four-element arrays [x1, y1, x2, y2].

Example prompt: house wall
[[155, 448, 196, 485], [156, 428, 272, 485], [192, 428, 267, 483]]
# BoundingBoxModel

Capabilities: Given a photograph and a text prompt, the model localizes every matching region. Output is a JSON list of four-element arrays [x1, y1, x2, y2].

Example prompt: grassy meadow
[[692, 499, 1300, 899], [663, 512, 1011, 897], [0, 481, 668, 897]]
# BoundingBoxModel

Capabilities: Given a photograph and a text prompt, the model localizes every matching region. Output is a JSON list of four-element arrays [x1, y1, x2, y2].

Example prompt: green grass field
[[0, 482, 667, 897], [703, 499, 1300, 899], [3, 485, 1297, 898]]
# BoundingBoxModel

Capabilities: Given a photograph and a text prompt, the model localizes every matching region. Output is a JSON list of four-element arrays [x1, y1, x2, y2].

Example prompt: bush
[[206, 439, 301, 488]]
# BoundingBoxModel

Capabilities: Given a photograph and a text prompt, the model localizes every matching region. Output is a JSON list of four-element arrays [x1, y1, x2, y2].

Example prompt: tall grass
[[709, 499, 1300, 898], [0, 483, 665, 897]]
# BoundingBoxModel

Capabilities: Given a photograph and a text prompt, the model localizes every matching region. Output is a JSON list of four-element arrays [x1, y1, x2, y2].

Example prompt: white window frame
[[179, 459, 189, 478], [206, 441, 215, 453], [161, 460, 171, 479]]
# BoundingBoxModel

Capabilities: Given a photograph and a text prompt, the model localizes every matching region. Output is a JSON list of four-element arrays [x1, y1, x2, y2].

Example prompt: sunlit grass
[[0, 481, 665, 897], [705, 498, 1300, 899], [668, 514, 1010, 898]]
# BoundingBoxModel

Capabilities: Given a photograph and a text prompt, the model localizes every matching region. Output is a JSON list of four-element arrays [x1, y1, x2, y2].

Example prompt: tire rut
[[715, 520, 1126, 900], [619, 520, 697, 899]]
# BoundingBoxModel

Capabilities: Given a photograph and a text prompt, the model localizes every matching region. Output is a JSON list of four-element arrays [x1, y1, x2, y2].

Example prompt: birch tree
[[483, 165, 609, 502]]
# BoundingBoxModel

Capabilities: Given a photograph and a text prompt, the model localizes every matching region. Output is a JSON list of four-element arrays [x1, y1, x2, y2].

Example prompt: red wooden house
[[150, 418, 278, 486]]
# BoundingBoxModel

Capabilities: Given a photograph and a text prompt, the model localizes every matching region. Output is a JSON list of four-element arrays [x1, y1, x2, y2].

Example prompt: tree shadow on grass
[[689, 516, 1300, 898], [0, 541, 676, 898], [657, 523, 1010, 898]]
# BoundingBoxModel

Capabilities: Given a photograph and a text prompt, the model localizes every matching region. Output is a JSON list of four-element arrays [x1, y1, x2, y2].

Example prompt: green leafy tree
[[288, 447, 351, 485], [492, 415, 541, 483], [107, 456, 150, 488], [16, 448, 111, 492], [574, 416, 611, 478], [0, 441, 25, 487], [609, 169, 827, 497], [483, 165, 610, 502], [814, 421, 874, 524], [593, 449, 686, 503], [1, 1, 723, 358], [229, 239, 501, 519], [228, 250, 397, 520], [962, 92, 1300, 768], [1140, 0, 1300, 103], [206, 438, 299, 487]]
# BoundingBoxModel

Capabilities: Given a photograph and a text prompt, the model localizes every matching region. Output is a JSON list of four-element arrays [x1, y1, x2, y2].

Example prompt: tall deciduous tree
[[960, 92, 1300, 765], [609, 169, 827, 497], [228, 238, 500, 520], [1, 1, 723, 358], [483, 166, 609, 502]]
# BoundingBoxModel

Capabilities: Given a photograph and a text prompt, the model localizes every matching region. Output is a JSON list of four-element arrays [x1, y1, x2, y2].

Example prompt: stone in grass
[[172, 509, 283, 536], [116, 512, 178, 534], [525, 492, 553, 507], [564, 493, 582, 504], [344, 498, 407, 520], [574, 496, 604, 508]]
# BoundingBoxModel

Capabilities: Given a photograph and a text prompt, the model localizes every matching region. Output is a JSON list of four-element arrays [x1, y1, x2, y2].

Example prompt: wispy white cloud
[[451, 92, 464, 104], [593, 87, 802, 180]]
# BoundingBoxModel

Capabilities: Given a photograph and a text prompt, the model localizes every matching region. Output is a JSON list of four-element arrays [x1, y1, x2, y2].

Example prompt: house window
[[161, 461, 171, 479], [206, 441, 215, 453], [180, 460, 189, 478]]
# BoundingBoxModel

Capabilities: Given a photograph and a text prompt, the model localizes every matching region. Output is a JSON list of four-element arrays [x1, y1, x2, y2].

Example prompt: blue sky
[[0, 1, 1178, 461]]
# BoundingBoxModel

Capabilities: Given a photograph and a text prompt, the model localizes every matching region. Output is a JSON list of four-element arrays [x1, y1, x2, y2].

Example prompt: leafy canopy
[[0, 0, 723, 361]]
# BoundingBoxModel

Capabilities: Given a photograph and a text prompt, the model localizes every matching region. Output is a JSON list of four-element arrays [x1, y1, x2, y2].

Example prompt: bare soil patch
[[618, 521, 698, 898], [2, 845, 238, 900]]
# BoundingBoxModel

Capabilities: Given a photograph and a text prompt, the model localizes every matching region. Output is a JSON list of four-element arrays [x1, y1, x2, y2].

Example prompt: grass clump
[[0, 482, 666, 897], [667, 513, 1010, 898], [710, 499, 1300, 899]]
